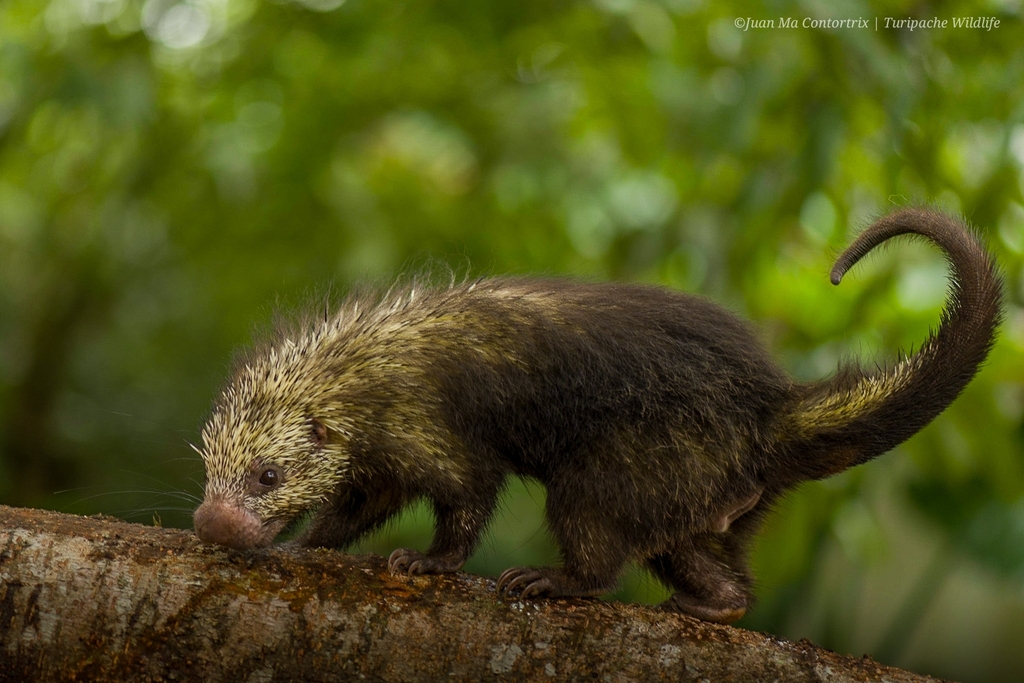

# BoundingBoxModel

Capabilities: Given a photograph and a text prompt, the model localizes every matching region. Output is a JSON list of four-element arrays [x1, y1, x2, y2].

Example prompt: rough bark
[[0, 505, 949, 682]]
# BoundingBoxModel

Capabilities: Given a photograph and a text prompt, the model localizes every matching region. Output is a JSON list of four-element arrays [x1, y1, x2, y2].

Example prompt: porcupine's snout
[[194, 497, 266, 550]]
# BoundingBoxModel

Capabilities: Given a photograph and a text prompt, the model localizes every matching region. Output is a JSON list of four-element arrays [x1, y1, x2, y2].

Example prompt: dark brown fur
[[194, 209, 1002, 624]]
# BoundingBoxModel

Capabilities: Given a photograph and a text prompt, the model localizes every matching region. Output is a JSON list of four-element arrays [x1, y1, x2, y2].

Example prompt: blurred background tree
[[1, 0, 1023, 679]]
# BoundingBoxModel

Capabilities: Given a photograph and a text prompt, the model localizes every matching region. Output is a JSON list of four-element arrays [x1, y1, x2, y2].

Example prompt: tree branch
[[0, 505, 949, 682]]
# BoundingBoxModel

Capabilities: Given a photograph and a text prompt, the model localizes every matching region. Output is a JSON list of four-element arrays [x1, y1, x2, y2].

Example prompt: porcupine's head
[[193, 339, 348, 550]]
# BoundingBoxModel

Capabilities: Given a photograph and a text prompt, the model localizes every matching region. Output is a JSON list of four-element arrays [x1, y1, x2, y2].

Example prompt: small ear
[[712, 488, 763, 533], [311, 418, 328, 447]]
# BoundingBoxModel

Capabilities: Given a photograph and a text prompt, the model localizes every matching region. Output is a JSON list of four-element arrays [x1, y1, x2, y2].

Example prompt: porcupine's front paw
[[387, 548, 464, 575], [496, 566, 608, 600]]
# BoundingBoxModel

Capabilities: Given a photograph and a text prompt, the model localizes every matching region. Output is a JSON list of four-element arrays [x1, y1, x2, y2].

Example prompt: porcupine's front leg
[[298, 483, 408, 549], [496, 481, 629, 600], [389, 485, 501, 575]]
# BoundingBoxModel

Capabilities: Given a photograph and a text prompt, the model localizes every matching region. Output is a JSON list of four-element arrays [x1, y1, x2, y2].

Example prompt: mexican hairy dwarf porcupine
[[194, 208, 1002, 624]]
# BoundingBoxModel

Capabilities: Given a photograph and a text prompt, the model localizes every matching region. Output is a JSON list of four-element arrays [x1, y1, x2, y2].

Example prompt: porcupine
[[193, 208, 1002, 624]]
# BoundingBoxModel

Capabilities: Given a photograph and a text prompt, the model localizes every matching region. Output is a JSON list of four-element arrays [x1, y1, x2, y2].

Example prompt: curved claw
[[497, 567, 551, 599], [506, 572, 537, 595], [388, 547, 416, 575], [495, 567, 521, 596], [520, 577, 553, 599], [388, 548, 464, 576]]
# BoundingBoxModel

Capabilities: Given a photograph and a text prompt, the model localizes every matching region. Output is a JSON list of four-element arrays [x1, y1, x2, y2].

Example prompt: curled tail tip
[[831, 252, 858, 284]]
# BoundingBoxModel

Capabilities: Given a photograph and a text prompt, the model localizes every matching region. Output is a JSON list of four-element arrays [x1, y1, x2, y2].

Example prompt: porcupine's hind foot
[[496, 566, 614, 600], [660, 591, 748, 624], [388, 548, 465, 575]]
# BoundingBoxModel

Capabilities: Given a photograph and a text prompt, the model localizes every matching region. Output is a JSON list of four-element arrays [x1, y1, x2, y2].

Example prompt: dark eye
[[311, 418, 327, 447], [258, 468, 280, 488]]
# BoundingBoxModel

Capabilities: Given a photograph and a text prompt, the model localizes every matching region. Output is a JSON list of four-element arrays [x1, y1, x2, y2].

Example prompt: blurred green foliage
[[2, 0, 1024, 679]]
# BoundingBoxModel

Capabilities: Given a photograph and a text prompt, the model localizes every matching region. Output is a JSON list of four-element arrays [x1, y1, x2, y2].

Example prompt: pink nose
[[193, 499, 266, 550]]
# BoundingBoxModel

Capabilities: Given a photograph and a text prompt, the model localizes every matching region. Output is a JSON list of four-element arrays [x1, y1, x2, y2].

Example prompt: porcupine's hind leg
[[645, 530, 755, 624], [640, 487, 763, 623]]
